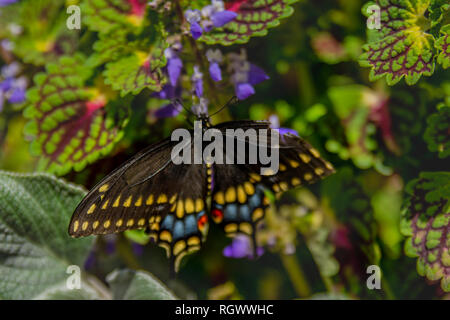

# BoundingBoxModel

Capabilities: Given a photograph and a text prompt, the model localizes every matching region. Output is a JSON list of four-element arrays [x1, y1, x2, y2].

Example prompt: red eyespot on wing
[[197, 215, 208, 230], [211, 208, 224, 223]]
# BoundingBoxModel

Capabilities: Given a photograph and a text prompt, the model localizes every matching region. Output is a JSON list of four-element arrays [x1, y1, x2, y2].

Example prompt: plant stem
[[280, 253, 312, 298]]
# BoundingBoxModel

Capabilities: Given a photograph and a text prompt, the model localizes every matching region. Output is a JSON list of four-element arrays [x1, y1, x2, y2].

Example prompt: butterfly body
[[69, 119, 334, 272]]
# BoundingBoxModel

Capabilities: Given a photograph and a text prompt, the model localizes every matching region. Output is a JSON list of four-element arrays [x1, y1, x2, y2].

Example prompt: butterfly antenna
[[172, 98, 196, 117], [210, 96, 239, 117]]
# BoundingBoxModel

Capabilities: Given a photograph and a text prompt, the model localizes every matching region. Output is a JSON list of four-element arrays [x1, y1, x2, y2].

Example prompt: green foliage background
[[0, 0, 448, 299]]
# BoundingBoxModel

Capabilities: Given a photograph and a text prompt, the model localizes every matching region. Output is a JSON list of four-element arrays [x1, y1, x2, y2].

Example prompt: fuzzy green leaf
[[200, 0, 300, 45], [401, 172, 450, 292], [23, 56, 127, 175], [0, 171, 94, 299], [106, 269, 176, 300], [82, 0, 148, 34], [436, 24, 450, 69], [360, 0, 436, 85], [424, 105, 450, 158]]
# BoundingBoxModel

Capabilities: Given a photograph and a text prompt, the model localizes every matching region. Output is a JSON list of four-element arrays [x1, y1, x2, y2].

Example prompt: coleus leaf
[[200, 0, 300, 45], [103, 48, 167, 96], [360, 0, 436, 85], [23, 56, 128, 176], [424, 105, 450, 158], [400, 172, 450, 292], [436, 24, 450, 69], [82, 0, 148, 34]]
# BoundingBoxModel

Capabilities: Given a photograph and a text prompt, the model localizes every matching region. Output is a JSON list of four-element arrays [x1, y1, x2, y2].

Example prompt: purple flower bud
[[8, 87, 25, 104], [167, 55, 182, 86], [223, 235, 264, 259], [209, 62, 222, 82], [0, 78, 14, 92], [0, 0, 18, 7], [192, 65, 204, 98], [235, 83, 255, 100], [153, 103, 182, 119], [248, 64, 270, 85], [211, 10, 237, 27], [190, 20, 203, 40]]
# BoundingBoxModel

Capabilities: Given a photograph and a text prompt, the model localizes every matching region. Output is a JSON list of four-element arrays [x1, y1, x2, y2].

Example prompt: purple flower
[[223, 235, 264, 259], [235, 83, 255, 100], [228, 49, 269, 100], [186, 1, 237, 40], [192, 65, 203, 98], [206, 49, 223, 82], [269, 114, 299, 142], [151, 84, 183, 119], [165, 48, 183, 86], [0, 0, 18, 7], [211, 10, 237, 27], [132, 243, 144, 256], [191, 97, 209, 116], [153, 102, 182, 118], [185, 10, 203, 40], [0, 62, 27, 111]]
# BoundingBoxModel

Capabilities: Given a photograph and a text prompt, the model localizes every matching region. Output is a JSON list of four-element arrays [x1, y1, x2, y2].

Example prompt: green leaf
[[106, 269, 177, 300], [401, 172, 450, 292], [322, 167, 381, 264], [82, 0, 148, 34], [0, 171, 94, 299], [33, 280, 108, 300], [436, 24, 450, 69], [360, 0, 436, 85], [200, 0, 300, 45], [103, 50, 166, 96], [23, 56, 127, 175], [424, 105, 450, 158]]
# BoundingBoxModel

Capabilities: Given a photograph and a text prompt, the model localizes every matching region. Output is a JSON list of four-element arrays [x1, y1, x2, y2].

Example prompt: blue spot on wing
[[161, 214, 174, 230], [239, 205, 251, 221], [224, 204, 238, 221], [173, 220, 185, 240], [184, 214, 197, 235]]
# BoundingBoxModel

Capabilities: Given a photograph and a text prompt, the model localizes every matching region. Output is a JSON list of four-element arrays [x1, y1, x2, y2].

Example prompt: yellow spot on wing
[[310, 148, 320, 158], [224, 223, 238, 234], [239, 222, 253, 235], [249, 173, 261, 182], [176, 200, 184, 218], [291, 177, 301, 186], [127, 219, 135, 227], [82, 222, 88, 231], [195, 198, 204, 212], [103, 220, 111, 228], [93, 221, 99, 229], [135, 196, 142, 207], [99, 184, 109, 192], [304, 173, 313, 181], [279, 164, 287, 171], [123, 195, 132, 207], [188, 236, 200, 246], [279, 182, 288, 191], [237, 185, 246, 203], [315, 168, 324, 175], [173, 240, 186, 256], [160, 230, 172, 242], [252, 208, 264, 222], [244, 182, 255, 195], [214, 192, 225, 205], [116, 219, 123, 227], [185, 198, 194, 214], [87, 204, 96, 214], [289, 160, 300, 168], [299, 153, 311, 163], [102, 199, 109, 210], [113, 195, 121, 207], [73, 220, 79, 232], [169, 194, 177, 204], [157, 194, 167, 204], [225, 187, 236, 203], [273, 184, 280, 193], [146, 194, 154, 205], [138, 218, 146, 226]]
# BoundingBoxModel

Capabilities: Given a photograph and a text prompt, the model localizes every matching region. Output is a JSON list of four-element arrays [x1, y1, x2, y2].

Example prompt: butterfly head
[[198, 113, 212, 128]]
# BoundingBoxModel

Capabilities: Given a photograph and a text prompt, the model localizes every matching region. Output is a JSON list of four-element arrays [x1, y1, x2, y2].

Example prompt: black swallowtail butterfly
[[69, 114, 335, 273]]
